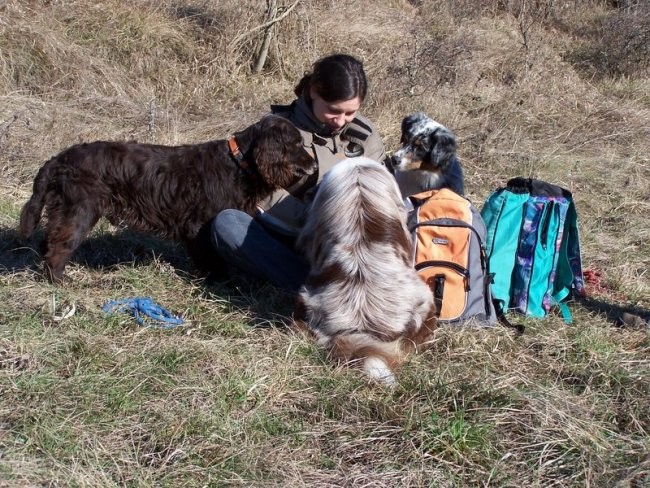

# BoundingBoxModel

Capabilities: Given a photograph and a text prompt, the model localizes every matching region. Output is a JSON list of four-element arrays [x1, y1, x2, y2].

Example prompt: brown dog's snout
[[295, 154, 317, 177], [303, 155, 318, 175]]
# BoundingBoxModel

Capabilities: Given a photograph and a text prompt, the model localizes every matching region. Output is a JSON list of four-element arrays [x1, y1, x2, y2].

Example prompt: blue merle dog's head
[[392, 112, 457, 173]]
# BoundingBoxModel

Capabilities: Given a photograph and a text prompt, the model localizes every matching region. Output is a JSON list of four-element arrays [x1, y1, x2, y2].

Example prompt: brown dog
[[20, 115, 316, 282]]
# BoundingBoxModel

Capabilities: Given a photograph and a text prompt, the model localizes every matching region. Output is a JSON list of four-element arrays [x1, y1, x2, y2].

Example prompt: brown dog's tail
[[19, 156, 57, 238]]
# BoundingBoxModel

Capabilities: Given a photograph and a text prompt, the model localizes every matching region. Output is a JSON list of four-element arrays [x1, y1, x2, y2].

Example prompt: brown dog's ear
[[253, 126, 295, 188], [253, 116, 312, 189]]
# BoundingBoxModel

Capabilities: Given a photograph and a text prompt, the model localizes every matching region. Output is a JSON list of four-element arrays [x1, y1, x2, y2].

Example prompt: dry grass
[[1, 0, 648, 486]]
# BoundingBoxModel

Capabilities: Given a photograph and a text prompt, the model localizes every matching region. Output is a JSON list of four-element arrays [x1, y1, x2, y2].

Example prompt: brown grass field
[[0, 0, 648, 486]]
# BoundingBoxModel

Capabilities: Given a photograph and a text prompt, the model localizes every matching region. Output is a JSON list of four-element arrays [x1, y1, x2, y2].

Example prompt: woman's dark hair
[[294, 54, 368, 103]]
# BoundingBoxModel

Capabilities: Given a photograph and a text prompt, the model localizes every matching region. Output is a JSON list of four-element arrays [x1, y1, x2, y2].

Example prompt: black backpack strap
[[432, 275, 445, 318], [493, 298, 525, 334]]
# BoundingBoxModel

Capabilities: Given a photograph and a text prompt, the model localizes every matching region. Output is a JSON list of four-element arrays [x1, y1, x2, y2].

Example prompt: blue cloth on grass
[[102, 297, 184, 328]]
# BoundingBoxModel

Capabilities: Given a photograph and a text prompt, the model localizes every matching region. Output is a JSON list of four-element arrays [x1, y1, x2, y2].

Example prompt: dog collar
[[227, 136, 255, 177]]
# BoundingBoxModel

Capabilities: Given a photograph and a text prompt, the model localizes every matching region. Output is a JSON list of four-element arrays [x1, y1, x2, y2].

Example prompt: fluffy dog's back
[[296, 158, 436, 385]]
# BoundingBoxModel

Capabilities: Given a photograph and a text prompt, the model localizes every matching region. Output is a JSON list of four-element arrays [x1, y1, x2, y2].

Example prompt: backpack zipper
[[415, 260, 470, 291]]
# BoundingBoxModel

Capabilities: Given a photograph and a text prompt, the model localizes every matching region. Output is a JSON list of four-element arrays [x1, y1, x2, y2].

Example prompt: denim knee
[[211, 209, 251, 251]]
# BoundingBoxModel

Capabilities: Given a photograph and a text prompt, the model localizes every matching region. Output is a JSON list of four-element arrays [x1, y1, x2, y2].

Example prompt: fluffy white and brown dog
[[392, 112, 465, 197], [294, 157, 436, 386]]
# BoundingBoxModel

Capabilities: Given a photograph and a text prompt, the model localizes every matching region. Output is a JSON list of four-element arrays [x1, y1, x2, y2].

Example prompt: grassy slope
[[0, 0, 648, 486]]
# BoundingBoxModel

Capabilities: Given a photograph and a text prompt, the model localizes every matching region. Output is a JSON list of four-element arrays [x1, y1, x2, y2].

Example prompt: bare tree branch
[[229, 0, 300, 48], [253, 0, 278, 74]]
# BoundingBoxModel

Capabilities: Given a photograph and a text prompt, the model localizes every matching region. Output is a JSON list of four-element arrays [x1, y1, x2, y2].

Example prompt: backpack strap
[[493, 296, 525, 334], [557, 301, 573, 324], [551, 198, 583, 324], [432, 275, 445, 319], [566, 200, 585, 296]]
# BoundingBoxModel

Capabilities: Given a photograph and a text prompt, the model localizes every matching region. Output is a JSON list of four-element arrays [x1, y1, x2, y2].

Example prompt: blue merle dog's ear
[[400, 115, 413, 143], [400, 112, 427, 141], [428, 127, 457, 167]]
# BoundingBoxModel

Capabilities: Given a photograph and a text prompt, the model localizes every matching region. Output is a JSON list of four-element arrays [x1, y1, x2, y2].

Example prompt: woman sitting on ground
[[210, 53, 388, 291]]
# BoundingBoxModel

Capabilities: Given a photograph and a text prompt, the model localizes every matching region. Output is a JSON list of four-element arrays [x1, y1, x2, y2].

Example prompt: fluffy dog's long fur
[[19, 115, 316, 282], [294, 157, 436, 386], [392, 112, 465, 197]]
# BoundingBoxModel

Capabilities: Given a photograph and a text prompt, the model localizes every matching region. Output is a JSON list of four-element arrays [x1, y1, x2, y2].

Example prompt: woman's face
[[310, 87, 361, 133]]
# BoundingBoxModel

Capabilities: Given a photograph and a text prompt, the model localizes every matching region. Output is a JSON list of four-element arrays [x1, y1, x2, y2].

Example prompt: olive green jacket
[[256, 96, 387, 237]]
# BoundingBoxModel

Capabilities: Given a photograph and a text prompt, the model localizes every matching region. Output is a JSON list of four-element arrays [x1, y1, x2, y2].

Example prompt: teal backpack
[[480, 178, 585, 322]]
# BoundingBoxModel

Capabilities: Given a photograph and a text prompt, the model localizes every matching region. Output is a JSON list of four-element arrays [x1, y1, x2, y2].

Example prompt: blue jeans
[[210, 209, 310, 292]]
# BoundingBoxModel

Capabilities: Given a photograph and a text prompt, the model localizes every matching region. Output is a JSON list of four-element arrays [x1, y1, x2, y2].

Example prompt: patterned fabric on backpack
[[480, 177, 585, 322]]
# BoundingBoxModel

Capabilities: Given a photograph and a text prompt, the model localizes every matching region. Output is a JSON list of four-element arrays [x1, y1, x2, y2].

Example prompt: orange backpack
[[408, 188, 498, 326]]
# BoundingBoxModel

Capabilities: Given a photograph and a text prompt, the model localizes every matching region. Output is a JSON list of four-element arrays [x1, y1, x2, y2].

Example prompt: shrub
[[565, 4, 650, 78]]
